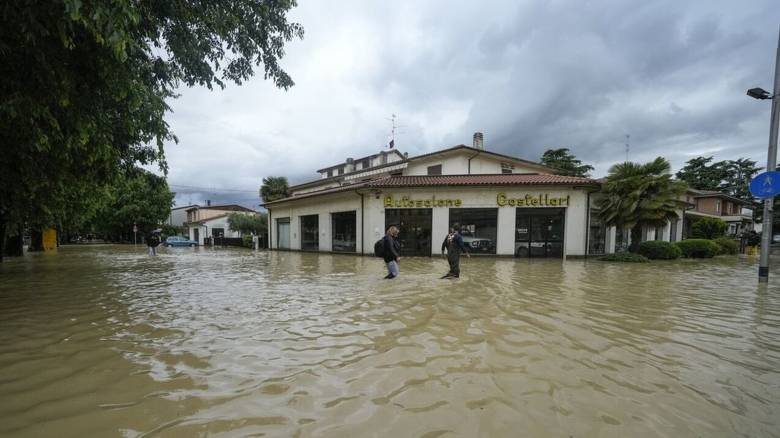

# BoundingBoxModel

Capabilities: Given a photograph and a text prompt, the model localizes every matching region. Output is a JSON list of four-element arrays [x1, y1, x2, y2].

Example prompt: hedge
[[691, 217, 727, 239], [600, 253, 650, 263], [675, 239, 720, 258], [638, 241, 682, 260], [713, 237, 738, 255]]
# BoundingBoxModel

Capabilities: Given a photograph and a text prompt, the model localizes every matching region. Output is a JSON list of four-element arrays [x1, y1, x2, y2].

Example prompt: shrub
[[600, 253, 650, 263], [638, 240, 682, 259], [675, 239, 720, 258], [713, 237, 738, 255], [691, 217, 727, 239], [242, 235, 254, 248]]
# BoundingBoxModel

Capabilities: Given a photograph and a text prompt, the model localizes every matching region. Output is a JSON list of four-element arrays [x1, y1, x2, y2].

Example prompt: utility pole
[[625, 134, 630, 162], [758, 27, 780, 283]]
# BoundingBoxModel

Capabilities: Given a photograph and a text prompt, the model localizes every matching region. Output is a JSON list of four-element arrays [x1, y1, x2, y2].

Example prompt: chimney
[[473, 132, 484, 150], [206, 200, 211, 207]]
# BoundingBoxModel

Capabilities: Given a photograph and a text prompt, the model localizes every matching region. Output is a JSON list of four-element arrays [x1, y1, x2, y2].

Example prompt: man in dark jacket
[[146, 231, 161, 256], [441, 226, 469, 278], [383, 225, 401, 279]]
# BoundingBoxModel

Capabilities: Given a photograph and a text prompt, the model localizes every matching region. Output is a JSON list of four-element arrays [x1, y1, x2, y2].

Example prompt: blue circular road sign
[[750, 171, 780, 198]]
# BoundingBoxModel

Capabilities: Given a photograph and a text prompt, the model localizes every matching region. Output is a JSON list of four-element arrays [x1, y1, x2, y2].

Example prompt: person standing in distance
[[383, 225, 401, 279], [441, 226, 469, 278], [146, 231, 161, 256]]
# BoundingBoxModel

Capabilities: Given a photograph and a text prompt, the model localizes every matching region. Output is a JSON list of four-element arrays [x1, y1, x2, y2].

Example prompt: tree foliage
[[596, 157, 687, 252], [0, 0, 303, 259], [539, 148, 595, 177], [227, 212, 267, 236], [89, 169, 175, 241], [260, 177, 290, 203]]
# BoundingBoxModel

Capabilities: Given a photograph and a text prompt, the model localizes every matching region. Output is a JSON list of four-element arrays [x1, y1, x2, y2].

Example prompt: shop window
[[615, 227, 628, 252], [332, 211, 356, 252], [449, 208, 498, 254], [427, 164, 442, 175], [515, 208, 565, 257], [385, 208, 433, 256], [588, 210, 606, 255], [300, 215, 319, 250]]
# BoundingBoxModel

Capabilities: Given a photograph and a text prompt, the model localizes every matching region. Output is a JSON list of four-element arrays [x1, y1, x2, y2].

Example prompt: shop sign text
[[496, 193, 570, 207]]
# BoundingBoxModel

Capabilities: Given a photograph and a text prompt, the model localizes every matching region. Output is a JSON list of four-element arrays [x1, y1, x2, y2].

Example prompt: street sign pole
[[133, 223, 138, 246], [759, 27, 780, 283]]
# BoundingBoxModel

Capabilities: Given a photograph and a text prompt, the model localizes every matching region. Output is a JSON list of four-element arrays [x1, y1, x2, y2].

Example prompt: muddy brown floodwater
[[0, 245, 779, 437]]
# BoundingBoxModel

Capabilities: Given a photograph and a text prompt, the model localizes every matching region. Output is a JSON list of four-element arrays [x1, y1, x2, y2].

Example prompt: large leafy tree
[[89, 168, 175, 242], [0, 0, 303, 260], [260, 177, 290, 203], [675, 156, 731, 192], [227, 212, 268, 236], [597, 157, 688, 252], [539, 148, 595, 177]]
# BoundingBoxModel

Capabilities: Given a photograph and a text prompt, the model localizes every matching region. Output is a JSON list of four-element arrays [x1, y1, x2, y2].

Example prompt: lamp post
[[747, 27, 780, 283]]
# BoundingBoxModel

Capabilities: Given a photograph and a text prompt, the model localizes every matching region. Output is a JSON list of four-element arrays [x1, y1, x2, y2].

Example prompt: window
[[338, 167, 344, 175], [327, 170, 333, 177], [332, 211, 356, 252], [515, 208, 565, 257], [715, 200, 721, 212], [300, 215, 319, 250], [449, 208, 498, 254], [360, 159, 370, 169], [502, 168, 512, 174], [427, 164, 442, 175], [588, 210, 606, 255], [670, 219, 678, 242]]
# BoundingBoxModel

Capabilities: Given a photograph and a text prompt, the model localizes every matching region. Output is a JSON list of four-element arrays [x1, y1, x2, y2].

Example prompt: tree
[[596, 157, 688, 252], [89, 169, 175, 242], [260, 177, 290, 203], [691, 217, 727, 240], [539, 148, 595, 177], [227, 213, 268, 236], [721, 158, 761, 200], [675, 156, 730, 192], [0, 1, 303, 260]]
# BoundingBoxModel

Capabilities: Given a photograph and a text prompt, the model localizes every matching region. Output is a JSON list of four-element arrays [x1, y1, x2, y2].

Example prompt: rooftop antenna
[[625, 134, 630, 162], [385, 113, 406, 148]]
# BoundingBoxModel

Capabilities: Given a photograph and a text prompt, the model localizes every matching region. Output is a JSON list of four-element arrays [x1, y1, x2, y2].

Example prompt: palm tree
[[596, 157, 687, 252], [260, 176, 290, 203]]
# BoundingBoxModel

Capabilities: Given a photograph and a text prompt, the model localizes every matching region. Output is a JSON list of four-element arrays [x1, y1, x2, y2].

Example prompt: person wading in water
[[383, 225, 401, 279], [441, 226, 469, 278]]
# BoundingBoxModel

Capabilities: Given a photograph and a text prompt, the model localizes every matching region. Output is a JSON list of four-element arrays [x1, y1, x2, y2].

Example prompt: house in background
[[184, 204, 258, 245], [681, 189, 755, 238], [167, 204, 198, 227]]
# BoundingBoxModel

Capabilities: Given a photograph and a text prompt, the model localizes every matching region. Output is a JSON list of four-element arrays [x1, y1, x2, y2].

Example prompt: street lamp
[[747, 27, 780, 283]]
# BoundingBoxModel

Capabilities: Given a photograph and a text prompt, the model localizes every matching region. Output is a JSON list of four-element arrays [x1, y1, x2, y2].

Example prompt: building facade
[[680, 189, 754, 238], [265, 136, 623, 258], [184, 204, 258, 245]]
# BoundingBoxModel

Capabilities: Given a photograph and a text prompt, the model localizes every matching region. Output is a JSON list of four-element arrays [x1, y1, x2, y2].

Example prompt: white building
[[263, 134, 626, 258], [184, 204, 258, 245], [167, 204, 197, 227]]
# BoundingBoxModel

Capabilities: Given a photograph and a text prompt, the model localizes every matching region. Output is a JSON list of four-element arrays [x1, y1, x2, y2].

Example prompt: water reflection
[[0, 246, 778, 437]]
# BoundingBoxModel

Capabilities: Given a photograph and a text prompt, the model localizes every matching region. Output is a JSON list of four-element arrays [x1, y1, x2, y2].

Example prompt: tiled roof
[[365, 174, 600, 187], [262, 182, 367, 206], [186, 204, 256, 212], [263, 174, 600, 206]]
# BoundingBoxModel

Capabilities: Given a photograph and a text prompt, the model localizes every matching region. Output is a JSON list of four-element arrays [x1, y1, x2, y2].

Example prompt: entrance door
[[385, 208, 433, 256], [193, 228, 199, 245], [515, 208, 565, 258], [277, 218, 290, 249]]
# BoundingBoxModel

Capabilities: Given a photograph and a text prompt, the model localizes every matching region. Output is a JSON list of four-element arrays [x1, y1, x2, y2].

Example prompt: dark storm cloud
[[163, 0, 779, 198]]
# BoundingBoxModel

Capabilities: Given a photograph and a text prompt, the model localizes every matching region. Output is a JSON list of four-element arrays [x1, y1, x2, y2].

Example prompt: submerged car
[[163, 236, 198, 247], [460, 230, 495, 253]]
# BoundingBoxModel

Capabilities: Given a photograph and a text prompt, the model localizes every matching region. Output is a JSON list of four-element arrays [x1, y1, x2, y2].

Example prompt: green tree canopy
[[260, 177, 290, 203], [539, 148, 595, 177], [0, 0, 303, 259], [89, 168, 175, 241], [227, 212, 268, 236], [596, 157, 687, 252], [675, 157, 728, 191]]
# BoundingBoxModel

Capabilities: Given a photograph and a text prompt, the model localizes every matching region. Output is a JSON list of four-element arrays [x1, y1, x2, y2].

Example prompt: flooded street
[[1, 246, 779, 437]]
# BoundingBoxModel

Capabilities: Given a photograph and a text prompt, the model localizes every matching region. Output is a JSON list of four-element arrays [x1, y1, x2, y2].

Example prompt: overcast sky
[[162, 0, 780, 208]]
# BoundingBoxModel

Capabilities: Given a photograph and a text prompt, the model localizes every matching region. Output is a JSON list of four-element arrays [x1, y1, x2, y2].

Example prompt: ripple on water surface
[[0, 246, 779, 437]]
